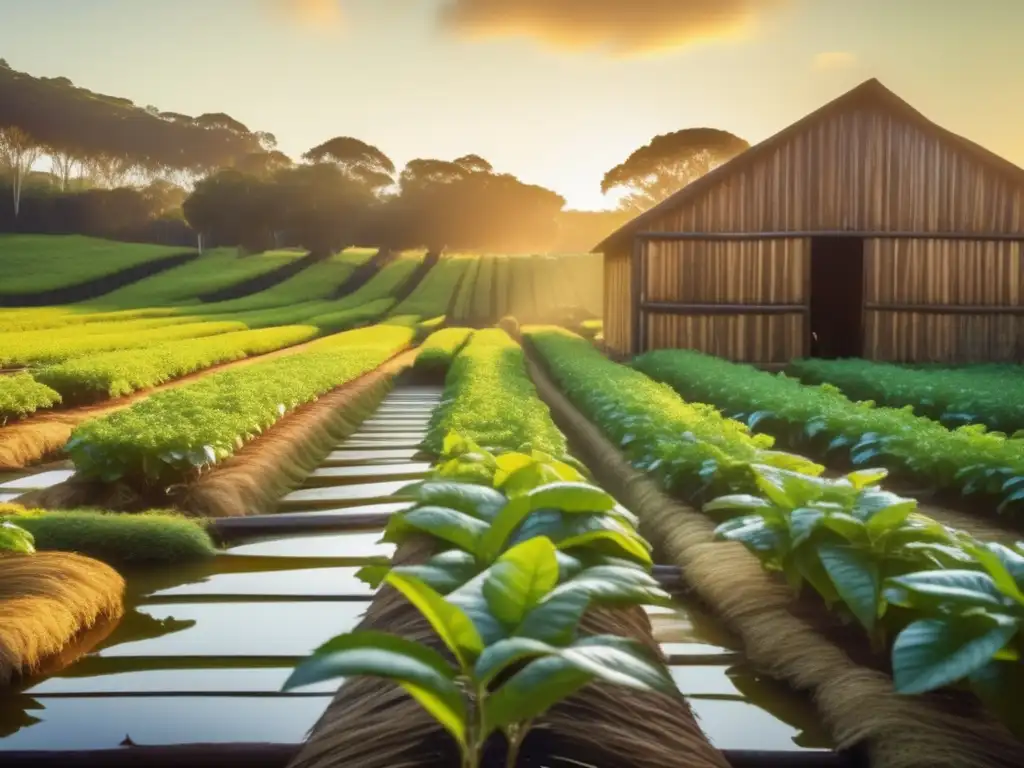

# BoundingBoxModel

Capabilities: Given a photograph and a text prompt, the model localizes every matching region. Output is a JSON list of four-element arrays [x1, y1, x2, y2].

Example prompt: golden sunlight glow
[[439, 0, 788, 56]]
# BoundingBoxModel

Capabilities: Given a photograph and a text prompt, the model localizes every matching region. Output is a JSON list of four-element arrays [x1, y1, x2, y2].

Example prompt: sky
[[1, 0, 1022, 210]]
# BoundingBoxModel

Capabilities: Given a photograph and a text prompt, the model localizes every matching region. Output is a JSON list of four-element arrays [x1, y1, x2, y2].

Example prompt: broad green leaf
[[474, 637, 557, 685], [962, 543, 1024, 605], [883, 570, 1009, 612], [501, 461, 560, 497], [559, 528, 653, 566], [715, 516, 783, 555], [548, 575, 671, 608], [399, 482, 507, 522], [283, 630, 467, 746], [382, 505, 489, 554], [483, 537, 560, 628], [846, 468, 889, 490], [477, 496, 531, 564], [362, 550, 480, 594], [855, 490, 917, 533], [757, 450, 825, 477], [483, 655, 594, 735], [515, 590, 590, 644], [526, 482, 616, 513], [821, 512, 869, 544], [703, 495, 772, 516], [892, 619, 1018, 694], [789, 508, 824, 548], [493, 453, 535, 487], [819, 545, 881, 631], [484, 636, 678, 734], [556, 550, 584, 581], [442, 432, 469, 457], [385, 572, 484, 668]]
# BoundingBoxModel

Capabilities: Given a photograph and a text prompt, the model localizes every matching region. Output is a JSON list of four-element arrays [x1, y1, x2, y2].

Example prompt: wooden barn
[[595, 78, 1024, 365]]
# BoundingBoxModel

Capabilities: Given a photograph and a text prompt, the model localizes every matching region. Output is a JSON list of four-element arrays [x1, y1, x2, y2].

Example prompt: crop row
[[0, 373, 61, 425], [289, 331, 678, 767], [790, 358, 1024, 436], [634, 350, 1024, 517], [423, 329, 567, 459], [33, 324, 320, 403], [390, 256, 475, 320], [415, 328, 474, 372], [524, 327, 1024, 734], [0, 319, 250, 367], [66, 324, 414, 485]]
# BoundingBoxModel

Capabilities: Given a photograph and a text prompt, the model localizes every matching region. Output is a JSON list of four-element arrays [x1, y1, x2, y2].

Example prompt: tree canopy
[[302, 136, 396, 191], [601, 127, 749, 213]]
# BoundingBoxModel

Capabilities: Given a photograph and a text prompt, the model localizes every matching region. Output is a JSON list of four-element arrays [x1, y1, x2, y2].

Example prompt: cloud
[[812, 51, 857, 70], [271, 0, 344, 29], [437, 0, 786, 56]]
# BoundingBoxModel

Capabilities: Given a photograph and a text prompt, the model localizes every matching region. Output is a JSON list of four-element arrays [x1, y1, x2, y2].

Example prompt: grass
[[33, 324, 319, 402], [0, 550, 124, 682], [389, 256, 475, 318], [423, 328, 566, 456], [0, 505, 217, 567], [0, 235, 191, 295], [0, 373, 62, 424], [89, 248, 308, 308], [66, 324, 415, 486]]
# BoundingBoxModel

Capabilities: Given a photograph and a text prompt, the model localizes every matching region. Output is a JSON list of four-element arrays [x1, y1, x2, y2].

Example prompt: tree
[[302, 136, 395, 192], [0, 126, 42, 216], [233, 150, 293, 178], [601, 128, 749, 213], [453, 154, 493, 174]]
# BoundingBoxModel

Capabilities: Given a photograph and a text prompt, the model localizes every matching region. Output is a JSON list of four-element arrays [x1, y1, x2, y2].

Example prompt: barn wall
[[636, 103, 1024, 362], [864, 238, 1024, 361], [602, 245, 632, 357], [643, 238, 809, 364]]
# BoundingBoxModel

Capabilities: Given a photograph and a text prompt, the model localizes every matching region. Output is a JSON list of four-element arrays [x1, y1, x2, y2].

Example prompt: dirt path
[[0, 335, 341, 470]]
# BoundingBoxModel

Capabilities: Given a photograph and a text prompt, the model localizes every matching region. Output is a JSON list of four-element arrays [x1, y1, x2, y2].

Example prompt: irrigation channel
[[1, 381, 837, 767]]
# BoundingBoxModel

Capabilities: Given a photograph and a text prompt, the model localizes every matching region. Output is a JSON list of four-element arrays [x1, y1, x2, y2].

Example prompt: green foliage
[[308, 299, 395, 334], [424, 329, 566, 457], [34, 325, 319, 402], [706, 465, 1024, 734], [0, 373, 61, 424], [633, 349, 1024, 517], [66, 325, 413, 485], [0, 235, 191, 295], [288, 435, 675, 768], [391, 256, 476, 319], [790, 358, 1024, 436], [450, 256, 482, 323], [92, 248, 306, 307], [416, 328, 474, 372], [0, 520, 35, 554], [524, 327, 818, 501], [0, 319, 249, 367], [0, 508, 216, 567]]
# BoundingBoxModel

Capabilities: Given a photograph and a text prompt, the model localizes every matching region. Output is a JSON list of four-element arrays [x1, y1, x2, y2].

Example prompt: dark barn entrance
[[809, 236, 865, 358]]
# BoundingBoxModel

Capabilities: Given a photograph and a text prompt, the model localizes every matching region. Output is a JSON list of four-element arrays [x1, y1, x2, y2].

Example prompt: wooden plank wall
[[865, 238, 1024, 361], [603, 247, 632, 356], [625, 103, 1024, 363], [644, 239, 808, 363]]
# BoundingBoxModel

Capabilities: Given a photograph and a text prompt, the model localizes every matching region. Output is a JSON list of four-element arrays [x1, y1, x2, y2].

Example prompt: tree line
[[0, 59, 749, 253]]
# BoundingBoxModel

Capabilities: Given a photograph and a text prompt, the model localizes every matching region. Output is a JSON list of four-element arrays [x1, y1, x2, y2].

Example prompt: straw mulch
[[524, 353, 1024, 768], [0, 551, 125, 684]]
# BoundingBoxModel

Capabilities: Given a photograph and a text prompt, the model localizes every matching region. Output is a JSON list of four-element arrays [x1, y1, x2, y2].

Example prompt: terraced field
[[2, 236, 1022, 768]]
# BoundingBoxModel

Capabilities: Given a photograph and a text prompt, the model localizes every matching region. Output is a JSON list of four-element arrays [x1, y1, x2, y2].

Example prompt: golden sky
[[2, 0, 1022, 209]]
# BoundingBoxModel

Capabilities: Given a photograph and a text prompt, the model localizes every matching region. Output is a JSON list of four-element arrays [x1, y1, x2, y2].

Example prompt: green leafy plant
[[416, 328, 475, 372], [633, 348, 1024, 517], [0, 520, 36, 554], [0, 373, 61, 425]]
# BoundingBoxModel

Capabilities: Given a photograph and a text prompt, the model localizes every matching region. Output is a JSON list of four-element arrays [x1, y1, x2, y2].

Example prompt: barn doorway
[[809, 236, 864, 358]]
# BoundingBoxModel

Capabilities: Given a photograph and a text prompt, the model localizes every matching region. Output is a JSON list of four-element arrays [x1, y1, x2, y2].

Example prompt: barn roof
[[594, 78, 1024, 254]]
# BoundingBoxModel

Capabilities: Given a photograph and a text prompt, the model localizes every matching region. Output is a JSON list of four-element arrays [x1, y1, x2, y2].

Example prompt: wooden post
[[631, 238, 643, 355]]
